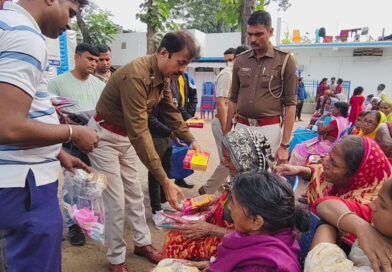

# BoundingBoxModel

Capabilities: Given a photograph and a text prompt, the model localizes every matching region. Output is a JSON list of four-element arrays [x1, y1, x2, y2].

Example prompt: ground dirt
[[62, 114, 311, 272]]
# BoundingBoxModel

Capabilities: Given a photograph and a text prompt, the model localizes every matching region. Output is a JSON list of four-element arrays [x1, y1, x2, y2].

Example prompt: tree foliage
[[171, 0, 236, 33], [136, 0, 291, 53], [137, 0, 177, 53], [72, 3, 117, 45]]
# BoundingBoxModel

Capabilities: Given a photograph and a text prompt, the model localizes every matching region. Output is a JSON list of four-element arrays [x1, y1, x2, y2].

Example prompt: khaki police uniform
[[230, 43, 298, 153], [88, 54, 195, 264]]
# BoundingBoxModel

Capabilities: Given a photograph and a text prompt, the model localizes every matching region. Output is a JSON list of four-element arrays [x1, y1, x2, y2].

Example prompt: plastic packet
[[153, 211, 188, 230], [182, 194, 218, 215], [62, 169, 108, 244]]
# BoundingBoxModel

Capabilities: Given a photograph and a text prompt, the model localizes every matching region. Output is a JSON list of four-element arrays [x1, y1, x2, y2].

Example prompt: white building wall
[[109, 31, 392, 99], [292, 47, 392, 96], [204, 32, 241, 57], [187, 29, 207, 56], [110, 32, 147, 66]]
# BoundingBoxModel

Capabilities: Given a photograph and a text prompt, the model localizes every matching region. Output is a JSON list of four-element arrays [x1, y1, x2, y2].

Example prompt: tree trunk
[[76, 12, 92, 44], [146, 24, 157, 54], [241, 0, 256, 45], [216, 18, 223, 33], [146, 0, 157, 54]]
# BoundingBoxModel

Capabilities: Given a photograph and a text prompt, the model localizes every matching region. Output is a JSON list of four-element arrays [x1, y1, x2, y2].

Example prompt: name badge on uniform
[[240, 67, 251, 72]]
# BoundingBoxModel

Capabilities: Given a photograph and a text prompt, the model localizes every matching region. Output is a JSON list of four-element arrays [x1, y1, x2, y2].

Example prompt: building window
[[195, 67, 214, 72]]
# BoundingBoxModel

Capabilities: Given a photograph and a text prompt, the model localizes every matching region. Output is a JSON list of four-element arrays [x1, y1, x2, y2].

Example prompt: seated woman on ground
[[290, 101, 350, 166], [153, 172, 309, 272], [348, 111, 367, 136], [304, 177, 392, 272], [379, 100, 392, 122], [375, 122, 392, 164], [359, 110, 387, 139], [162, 127, 274, 261], [371, 97, 381, 111], [308, 96, 335, 129], [289, 97, 336, 153], [276, 135, 392, 206]]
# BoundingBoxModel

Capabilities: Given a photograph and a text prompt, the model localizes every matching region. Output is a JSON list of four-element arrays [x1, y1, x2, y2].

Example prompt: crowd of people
[[1, 1, 392, 272]]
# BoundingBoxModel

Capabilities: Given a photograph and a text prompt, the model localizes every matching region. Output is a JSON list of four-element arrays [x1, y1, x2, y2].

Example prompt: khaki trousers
[[236, 122, 282, 155], [87, 118, 151, 265], [202, 118, 229, 194]]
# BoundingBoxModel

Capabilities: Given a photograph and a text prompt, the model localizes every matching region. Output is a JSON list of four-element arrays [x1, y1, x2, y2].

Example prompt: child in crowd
[[348, 86, 365, 124], [349, 111, 367, 135], [305, 177, 392, 272], [153, 171, 309, 272]]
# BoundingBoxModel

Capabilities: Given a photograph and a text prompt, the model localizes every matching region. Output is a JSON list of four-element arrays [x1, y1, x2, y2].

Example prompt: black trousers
[[148, 137, 172, 213], [296, 100, 304, 120]]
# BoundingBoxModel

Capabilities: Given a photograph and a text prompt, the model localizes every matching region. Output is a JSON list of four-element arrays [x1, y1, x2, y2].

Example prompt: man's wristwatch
[[280, 143, 290, 149]]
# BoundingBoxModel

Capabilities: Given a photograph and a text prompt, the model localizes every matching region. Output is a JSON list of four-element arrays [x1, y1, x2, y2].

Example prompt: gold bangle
[[336, 212, 355, 232], [66, 125, 73, 143]]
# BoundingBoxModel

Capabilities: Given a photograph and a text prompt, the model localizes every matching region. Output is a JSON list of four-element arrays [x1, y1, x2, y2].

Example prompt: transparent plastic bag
[[62, 169, 108, 244]]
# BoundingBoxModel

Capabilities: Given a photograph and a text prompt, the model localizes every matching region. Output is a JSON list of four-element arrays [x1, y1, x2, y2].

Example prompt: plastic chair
[[299, 213, 321, 267], [284, 175, 299, 192], [200, 103, 214, 119], [202, 82, 215, 96]]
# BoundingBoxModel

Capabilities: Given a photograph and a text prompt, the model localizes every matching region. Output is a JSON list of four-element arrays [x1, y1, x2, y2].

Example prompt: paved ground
[[62, 114, 311, 272]]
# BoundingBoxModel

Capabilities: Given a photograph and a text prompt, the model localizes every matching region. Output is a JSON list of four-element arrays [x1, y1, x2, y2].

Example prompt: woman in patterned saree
[[162, 127, 274, 260], [290, 101, 350, 166], [276, 136, 392, 206]]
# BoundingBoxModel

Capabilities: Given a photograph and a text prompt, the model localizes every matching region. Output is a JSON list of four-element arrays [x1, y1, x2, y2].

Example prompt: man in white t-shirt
[[0, 1, 99, 271], [199, 45, 249, 195], [49, 43, 105, 114], [49, 42, 105, 246]]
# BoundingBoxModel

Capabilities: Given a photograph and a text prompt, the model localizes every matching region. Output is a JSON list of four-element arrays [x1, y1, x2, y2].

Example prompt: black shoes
[[68, 224, 85, 246], [175, 179, 194, 189]]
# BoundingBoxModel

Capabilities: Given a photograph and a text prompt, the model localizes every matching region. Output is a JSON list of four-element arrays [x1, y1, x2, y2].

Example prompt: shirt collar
[[150, 54, 165, 87], [4, 2, 42, 34]]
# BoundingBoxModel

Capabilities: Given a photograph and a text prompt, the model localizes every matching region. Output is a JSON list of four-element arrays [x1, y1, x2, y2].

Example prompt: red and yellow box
[[185, 119, 204, 128], [183, 150, 210, 171]]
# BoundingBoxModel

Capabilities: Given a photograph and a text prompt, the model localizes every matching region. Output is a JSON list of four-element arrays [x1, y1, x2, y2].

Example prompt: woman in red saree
[[276, 136, 392, 206], [348, 86, 365, 124]]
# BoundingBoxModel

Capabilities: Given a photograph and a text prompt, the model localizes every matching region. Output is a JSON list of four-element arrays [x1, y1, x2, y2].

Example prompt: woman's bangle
[[66, 125, 73, 143], [336, 212, 355, 232]]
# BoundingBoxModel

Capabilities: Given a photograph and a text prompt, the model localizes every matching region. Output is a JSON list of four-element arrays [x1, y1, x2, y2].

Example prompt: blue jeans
[[0, 170, 62, 272]]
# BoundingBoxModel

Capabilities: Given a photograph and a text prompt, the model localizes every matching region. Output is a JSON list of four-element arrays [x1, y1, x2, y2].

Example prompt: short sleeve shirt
[[215, 65, 233, 99], [48, 72, 105, 113], [230, 44, 298, 118], [0, 2, 61, 188]]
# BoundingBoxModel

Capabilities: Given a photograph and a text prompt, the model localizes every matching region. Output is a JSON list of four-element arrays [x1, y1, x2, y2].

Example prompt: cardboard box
[[183, 150, 210, 171]]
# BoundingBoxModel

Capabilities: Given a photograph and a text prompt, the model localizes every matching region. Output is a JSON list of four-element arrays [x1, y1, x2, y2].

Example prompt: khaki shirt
[[215, 64, 233, 106], [96, 54, 195, 183], [230, 44, 298, 118]]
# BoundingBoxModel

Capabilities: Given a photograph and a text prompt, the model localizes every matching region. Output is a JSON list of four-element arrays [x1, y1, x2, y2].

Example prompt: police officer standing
[[225, 10, 298, 164]]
